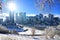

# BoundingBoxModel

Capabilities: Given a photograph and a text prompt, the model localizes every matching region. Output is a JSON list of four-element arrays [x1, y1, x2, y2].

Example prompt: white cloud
[[43, 14, 48, 17], [3, 13, 9, 17], [54, 14, 60, 17], [26, 14, 36, 16]]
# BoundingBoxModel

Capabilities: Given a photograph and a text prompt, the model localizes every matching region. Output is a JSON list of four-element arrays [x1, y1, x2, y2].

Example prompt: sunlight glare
[[8, 2, 16, 11]]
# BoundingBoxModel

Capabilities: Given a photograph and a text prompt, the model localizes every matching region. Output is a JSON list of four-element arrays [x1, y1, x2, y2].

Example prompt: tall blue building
[[16, 13, 19, 23], [9, 12, 14, 23], [0, 18, 3, 24], [39, 14, 44, 21], [16, 12, 26, 24], [48, 14, 54, 20]]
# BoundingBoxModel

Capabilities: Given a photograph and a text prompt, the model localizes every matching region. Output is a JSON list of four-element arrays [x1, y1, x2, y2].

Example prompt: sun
[[8, 2, 16, 11]]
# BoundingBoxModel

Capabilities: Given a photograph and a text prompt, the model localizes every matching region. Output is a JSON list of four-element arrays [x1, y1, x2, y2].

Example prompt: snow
[[0, 25, 60, 40], [0, 34, 33, 40], [18, 27, 45, 35], [0, 34, 60, 40], [0, 34, 46, 40]]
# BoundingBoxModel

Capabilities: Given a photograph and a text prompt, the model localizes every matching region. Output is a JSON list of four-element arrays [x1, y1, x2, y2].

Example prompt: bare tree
[[31, 28, 35, 37], [35, 0, 60, 13]]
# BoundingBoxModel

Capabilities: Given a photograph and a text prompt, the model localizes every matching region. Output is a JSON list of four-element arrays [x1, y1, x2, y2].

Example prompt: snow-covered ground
[[0, 27, 60, 40], [18, 27, 45, 35], [0, 25, 60, 40], [0, 34, 60, 40]]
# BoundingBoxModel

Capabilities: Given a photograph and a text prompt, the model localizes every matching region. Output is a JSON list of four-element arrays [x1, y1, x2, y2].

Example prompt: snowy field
[[0, 25, 60, 40], [0, 26, 60, 40], [0, 34, 60, 40], [18, 27, 45, 35]]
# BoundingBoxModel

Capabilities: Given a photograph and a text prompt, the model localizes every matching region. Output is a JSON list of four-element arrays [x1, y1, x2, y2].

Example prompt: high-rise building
[[0, 19, 3, 24], [16, 13, 19, 23], [19, 12, 26, 24], [9, 12, 14, 23], [0, 14, 3, 24], [44, 16, 48, 21], [39, 14, 43, 18], [39, 14, 43, 21], [16, 12, 26, 24], [5, 16, 10, 23], [48, 14, 54, 20]]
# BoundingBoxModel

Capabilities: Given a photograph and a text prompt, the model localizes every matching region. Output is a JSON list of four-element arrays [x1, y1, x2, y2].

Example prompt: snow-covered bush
[[44, 27, 57, 38]]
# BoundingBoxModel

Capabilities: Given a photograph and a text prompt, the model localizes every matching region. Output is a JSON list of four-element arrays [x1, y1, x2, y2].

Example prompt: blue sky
[[15, 0, 38, 15], [2, 0, 60, 16]]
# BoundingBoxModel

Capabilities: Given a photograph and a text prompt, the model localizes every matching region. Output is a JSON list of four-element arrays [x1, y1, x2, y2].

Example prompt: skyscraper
[[16, 13, 19, 23], [19, 12, 26, 24], [16, 12, 26, 24], [39, 14, 43, 21], [48, 14, 54, 20], [9, 12, 14, 23]]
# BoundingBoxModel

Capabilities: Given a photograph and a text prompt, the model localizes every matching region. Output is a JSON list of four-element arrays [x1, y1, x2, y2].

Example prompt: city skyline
[[1, 0, 60, 17]]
